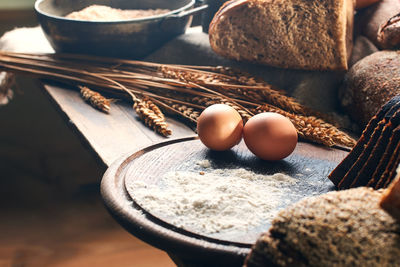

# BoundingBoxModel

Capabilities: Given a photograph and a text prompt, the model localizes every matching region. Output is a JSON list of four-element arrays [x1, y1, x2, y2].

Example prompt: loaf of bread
[[209, 0, 355, 70], [245, 187, 400, 267], [377, 12, 400, 49], [339, 51, 400, 127], [355, 0, 400, 48]]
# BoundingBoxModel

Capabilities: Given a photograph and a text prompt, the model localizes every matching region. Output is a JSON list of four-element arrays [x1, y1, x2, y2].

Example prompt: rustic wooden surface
[[42, 84, 195, 167], [102, 137, 348, 266], [1, 22, 351, 267]]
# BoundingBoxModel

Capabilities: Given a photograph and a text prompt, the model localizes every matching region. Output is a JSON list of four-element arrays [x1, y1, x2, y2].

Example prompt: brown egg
[[243, 112, 298, 161], [356, 0, 381, 9], [197, 104, 243, 151]]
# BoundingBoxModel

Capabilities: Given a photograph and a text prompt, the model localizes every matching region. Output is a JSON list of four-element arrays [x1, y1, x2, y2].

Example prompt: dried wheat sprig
[[158, 65, 330, 120], [210, 66, 272, 86], [160, 66, 233, 85], [133, 97, 171, 136], [252, 104, 356, 148], [142, 97, 165, 120], [0, 55, 205, 113], [161, 65, 269, 87], [170, 103, 201, 121], [79, 86, 111, 113], [0, 51, 351, 146], [192, 96, 253, 122], [88, 71, 172, 137], [0, 72, 15, 105], [148, 98, 198, 125], [0, 52, 311, 117]]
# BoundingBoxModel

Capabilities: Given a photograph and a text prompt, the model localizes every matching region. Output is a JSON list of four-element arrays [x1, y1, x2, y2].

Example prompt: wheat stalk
[[79, 86, 111, 113], [0, 71, 14, 105], [159, 65, 331, 121], [133, 97, 171, 136], [253, 104, 356, 148], [0, 51, 353, 147], [142, 97, 165, 120], [170, 103, 200, 121], [192, 96, 253, 122]]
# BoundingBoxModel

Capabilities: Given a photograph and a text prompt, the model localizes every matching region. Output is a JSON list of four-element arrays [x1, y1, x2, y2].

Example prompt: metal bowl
[[35, 0, 206, 58]]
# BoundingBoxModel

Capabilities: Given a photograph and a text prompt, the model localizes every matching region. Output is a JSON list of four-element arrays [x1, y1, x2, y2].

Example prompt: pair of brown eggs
[[197, 104, 298, 161]]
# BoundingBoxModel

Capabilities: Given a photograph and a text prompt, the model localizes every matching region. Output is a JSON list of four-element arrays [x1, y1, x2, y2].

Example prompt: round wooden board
[[101, 136, 348, 266]]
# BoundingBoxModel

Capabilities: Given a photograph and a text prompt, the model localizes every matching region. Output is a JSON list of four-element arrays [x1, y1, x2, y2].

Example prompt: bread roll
[[355, 0, 400, 48], [356, 0, 381, 9], [339, 51, 400, 127], [209, 0, 355, 70]]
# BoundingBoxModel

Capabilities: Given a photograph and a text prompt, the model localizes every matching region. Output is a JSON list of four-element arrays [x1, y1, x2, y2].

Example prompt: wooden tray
[[101, 136, 348, 266]]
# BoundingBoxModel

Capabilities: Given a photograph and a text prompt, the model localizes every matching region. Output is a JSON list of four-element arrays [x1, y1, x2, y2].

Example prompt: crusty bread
[[355, 0, 400, 48], [328, 96, 400, 187], [245, 187, 400, 267], [339, 51, 400, 127], [328, 97, 400, 190], [209, 0, 355, 70], [381, 172, 400, 221]]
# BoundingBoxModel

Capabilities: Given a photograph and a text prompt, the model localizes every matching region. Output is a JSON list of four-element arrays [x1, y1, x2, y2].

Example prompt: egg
[[243, 112, 298, 161], [197, 104, 243, 151]]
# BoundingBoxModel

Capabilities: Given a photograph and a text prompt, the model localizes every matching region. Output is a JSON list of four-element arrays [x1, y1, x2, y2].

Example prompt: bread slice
[[328, 96, 399, 186], [329, 96, 400, 190], [209, 0, 355, 70], [352, 110, 400, 188], [368, 126, 400, 188]]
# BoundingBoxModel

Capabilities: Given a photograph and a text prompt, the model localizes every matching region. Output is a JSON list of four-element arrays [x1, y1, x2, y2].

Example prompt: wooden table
[[0, 25, 350, 267], [43, 84, 195, 167], [0, 26, 197, 168], [0, 26, 347, 167], [0, 26, 198, 267]]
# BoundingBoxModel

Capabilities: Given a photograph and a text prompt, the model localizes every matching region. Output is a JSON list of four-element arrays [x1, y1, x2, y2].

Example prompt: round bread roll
[[356, 0, 381, 9], [355, 0, 400, 48], [339, 51, 400, 127], [245, 187, 400, 267]]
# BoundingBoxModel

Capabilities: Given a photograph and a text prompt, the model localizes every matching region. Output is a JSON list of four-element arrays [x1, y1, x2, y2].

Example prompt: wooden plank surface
[[0, 24, 352, 267], [0, 25, 198, 167], [0, 16, 187, 267], [42, 83, 195, 167]]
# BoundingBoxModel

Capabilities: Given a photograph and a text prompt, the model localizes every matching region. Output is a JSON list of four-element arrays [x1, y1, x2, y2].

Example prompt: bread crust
[[339, 51, 400, 126], [245, 187, 400, 267], [209, 0, 355, 70]]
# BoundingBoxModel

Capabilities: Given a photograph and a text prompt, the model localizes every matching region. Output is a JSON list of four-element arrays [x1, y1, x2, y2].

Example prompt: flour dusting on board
[[128, 160, 302, 237]]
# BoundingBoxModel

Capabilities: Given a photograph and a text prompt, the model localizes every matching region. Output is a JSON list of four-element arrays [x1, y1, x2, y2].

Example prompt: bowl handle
[[169, 4, 209, 18]]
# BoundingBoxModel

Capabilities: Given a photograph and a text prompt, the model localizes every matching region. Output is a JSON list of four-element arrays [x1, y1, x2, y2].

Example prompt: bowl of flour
[[101, 137, 347, 266], [35, 0, 202, 58]]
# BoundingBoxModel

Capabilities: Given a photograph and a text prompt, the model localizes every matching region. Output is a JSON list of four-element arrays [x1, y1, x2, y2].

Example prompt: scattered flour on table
[[128, 160, 300, 235]]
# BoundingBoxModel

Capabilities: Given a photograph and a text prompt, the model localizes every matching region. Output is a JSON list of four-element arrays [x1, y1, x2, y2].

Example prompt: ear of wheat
[[0, 51, 355, 148], [133, 97, 171, 136], [79, 86, 111, 113]]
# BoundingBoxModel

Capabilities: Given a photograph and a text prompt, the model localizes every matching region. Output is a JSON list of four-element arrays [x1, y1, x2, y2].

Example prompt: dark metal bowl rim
[[34, 0, 196, 24]]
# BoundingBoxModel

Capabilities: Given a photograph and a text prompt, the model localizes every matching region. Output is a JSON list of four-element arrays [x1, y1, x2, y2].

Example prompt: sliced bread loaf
[[209, 0, 355, 70]]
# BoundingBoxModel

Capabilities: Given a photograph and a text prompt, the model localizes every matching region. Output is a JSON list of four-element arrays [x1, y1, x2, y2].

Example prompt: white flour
[[65, 5, 171, 21], [128, 160, 299, 236]]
